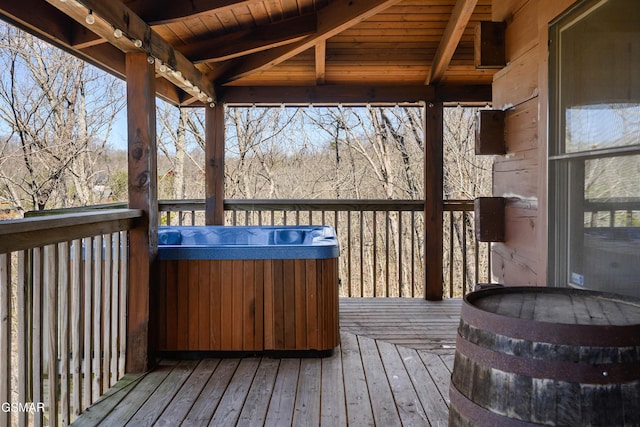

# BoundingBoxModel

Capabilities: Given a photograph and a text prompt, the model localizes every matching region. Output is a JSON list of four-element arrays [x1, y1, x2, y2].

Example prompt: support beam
[[220, 85, 437, 105], [205, 104, 225, 225], [46, 0, 216, 104], [181, 14, 315, 64], [315, 41, 326, 85], [219, 0, 402, 84], [126, 52, 158, 372], [424, 102, 444, 300], [426, 0, 478, 85], [2, 0, 189, 106]]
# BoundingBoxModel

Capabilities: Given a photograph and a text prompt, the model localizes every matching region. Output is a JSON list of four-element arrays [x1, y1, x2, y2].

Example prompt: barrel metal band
[[449, 382, 540, 427], [455, 332, 640, 384], [461, 292, 640, 347]]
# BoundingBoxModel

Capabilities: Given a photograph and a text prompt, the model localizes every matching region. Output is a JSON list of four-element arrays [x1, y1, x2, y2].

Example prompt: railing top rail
[[224, 199, 426, 212], [0, 209, 142, 253], [19, 199, 476, 218], [584, 198, 640, 211], [24, 202, 129, 217], [223, 199, 474, 212]]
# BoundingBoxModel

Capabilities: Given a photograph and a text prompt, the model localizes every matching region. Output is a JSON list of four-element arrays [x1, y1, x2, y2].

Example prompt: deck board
[[71, 298, 462, 426]]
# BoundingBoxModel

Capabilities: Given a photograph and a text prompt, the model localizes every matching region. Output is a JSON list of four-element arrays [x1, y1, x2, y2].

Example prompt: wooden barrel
[[449, 286, 640, 426]]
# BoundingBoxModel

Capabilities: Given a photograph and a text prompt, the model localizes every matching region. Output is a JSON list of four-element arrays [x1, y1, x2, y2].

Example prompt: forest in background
[[0, 22, 493, 297], [0, 22, 491, 214]]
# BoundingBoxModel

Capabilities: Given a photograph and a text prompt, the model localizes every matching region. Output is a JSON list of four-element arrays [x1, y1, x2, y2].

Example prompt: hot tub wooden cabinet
[[156, 226, 340, 354]]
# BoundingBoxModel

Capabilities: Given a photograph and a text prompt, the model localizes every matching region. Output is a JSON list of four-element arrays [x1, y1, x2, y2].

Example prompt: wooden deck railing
[[159, 199, 492, 298], [2, 200, 487, 425], [21, 199, 492, 298], [584, 198, 640, 227], [0, 209, 141, 427]]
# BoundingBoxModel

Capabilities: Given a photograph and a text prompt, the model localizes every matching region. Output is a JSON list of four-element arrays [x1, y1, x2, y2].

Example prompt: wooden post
[[425, 102, 444, 300], [205, 103, 225, 225], [126, 52, 157, 373]]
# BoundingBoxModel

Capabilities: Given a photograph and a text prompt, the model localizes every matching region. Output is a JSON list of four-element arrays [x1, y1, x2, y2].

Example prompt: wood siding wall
[[490, 0, 578, 285]]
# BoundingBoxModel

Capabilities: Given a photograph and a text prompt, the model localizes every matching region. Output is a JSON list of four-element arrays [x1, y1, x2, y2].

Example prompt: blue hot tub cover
[[158, 225, 339, 260]]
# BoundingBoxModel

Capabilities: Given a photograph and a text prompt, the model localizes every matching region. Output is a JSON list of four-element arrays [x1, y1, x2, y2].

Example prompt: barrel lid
[[462, 286, 640, 346]]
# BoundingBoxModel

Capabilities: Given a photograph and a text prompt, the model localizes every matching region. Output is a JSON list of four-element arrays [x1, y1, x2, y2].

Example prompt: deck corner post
[[126, 52, 158, 373], [425, 101, 444, 300], [205, 103, 225, 225]]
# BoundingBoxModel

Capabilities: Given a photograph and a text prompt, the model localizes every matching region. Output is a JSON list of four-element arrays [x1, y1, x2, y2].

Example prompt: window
[[549, 0, 640, 298]]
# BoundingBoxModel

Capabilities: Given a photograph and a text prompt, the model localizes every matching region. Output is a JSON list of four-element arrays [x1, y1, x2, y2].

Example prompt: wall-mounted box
[[475, 197, 505, 242], [475, 21, 506, 69], [475, 110, 506, 155]]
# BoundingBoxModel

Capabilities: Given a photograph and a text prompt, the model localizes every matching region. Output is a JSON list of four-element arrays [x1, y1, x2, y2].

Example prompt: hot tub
[[155, 226, 340, 355]]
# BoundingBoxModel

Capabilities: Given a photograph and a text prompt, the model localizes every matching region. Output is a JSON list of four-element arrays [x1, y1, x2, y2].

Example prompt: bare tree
[[225, 106, 304, 199], [156, 104, 207, 200], [442, 106, 493, 294], [0, 24, 124, 212]]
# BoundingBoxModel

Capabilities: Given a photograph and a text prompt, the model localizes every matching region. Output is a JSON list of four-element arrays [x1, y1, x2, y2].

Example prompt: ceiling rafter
[[218, 0, 402, 84], [426, 0, 478, 85], [0, 0, 182, 103], [45, 0, 216, 105], [126, 0, 265, 26], [181, 14, 316, 64], [0, 0, 76, 46]]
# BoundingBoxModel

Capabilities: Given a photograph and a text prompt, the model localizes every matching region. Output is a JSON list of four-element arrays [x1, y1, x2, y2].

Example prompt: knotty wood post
[[205, 103, 225, 225], [425, 101, 444, 300], [126, 52, 158, 372]]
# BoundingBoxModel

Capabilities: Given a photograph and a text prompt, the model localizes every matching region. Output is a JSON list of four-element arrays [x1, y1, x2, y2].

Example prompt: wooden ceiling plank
[[127, 0, 265, 26], [182, 14, 316, 63], [45, 0, 216, 104], [219, 0, 403, 84], [426, 0, 478, 85]]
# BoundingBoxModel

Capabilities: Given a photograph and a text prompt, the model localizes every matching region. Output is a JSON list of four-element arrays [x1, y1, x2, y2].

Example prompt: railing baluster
[[92, 236, 102, 401], [398, 211, 403, 298], [0, 253, 10, 427], [17, 250, 30, 427], [449, 211, 454, 298], [410, 211, 415, 298], [487, 242, 492, 283], [16, 250, 33, 427], [111, 233, 120, 386], [475, 239, 480, 285], [385, 211, 390, 297], [71, 240, 82, 417], [462, 212, 468, 295], [373, 211, 378, 298], [103, 236, 112, 392], [346, 211, 352, 297], [119, 232, 127, 378], [82, 237, 92, 411], [33, 247, 43, 427], [359, 210, 364, 298], [59, 242, 71, 426], [45, 244, 58, 426]]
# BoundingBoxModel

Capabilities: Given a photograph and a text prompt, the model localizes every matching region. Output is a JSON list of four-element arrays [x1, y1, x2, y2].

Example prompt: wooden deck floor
[[72, 298, 462, 427]]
